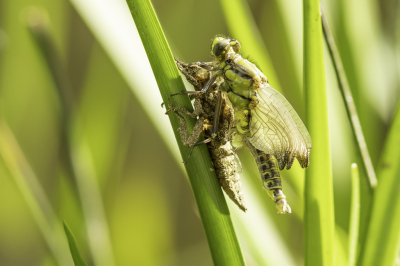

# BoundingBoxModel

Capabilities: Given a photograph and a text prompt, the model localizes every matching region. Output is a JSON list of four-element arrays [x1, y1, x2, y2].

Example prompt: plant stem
[[348, 164, 360, 266], [126, 0, 245, 265], [320, 9, 377, 189], [64, 221, 88, 266], [360, 104, 400, 266], [303, 0, 335, 265]]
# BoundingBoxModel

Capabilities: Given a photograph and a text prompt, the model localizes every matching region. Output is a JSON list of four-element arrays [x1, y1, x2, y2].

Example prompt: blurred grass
[[26, 8, 116, 266], [0, 0, 399, 265], [0, 118, 72, 266], [360, 104, 400, 266], [348, 164, 360, 266], [219, 0, 281, 92], [321, 9, 377, 189], [64, 221, 88, 266]]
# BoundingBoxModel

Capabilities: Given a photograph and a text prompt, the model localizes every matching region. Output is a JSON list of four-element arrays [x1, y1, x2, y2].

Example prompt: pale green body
[[219, 53, 289, 213], [209, 37, 312, 213]]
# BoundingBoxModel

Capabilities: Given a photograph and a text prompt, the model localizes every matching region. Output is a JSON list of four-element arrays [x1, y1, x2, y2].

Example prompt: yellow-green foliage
[[0, 0, 399, 265]]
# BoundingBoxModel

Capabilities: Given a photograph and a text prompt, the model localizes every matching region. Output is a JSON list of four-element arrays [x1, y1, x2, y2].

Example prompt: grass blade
[[64, 221, 88, 266], [303, 0, 335, 265], [26, 9, 116, 266], [321, 9, 377, 189], [0, 119, 72, 266], [125, 1, 245, 265], [360, 104, 400, 266], [349, 164, 360, 266]]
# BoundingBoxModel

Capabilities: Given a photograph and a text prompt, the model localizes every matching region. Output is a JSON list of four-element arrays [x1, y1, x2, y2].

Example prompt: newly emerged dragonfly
[[171, 36, 312, 213], [167, 59, 247, 211]]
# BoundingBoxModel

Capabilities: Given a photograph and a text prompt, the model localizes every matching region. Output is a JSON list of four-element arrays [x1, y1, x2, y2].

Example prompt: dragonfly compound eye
[[211, 38, 230, 58]]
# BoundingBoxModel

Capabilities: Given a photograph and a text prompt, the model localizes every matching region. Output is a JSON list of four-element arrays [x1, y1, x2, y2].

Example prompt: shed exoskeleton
[[166, 59, 247, 212]]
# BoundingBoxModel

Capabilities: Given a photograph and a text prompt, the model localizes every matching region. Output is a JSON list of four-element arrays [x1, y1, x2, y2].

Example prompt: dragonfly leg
[[169, 72, 220, 99], [166, 98, 203, 118], [166, 100, 211, 163], [211, 90, 223, 138], [193, 61, 216, 71], [169, 90, 202, 99], [168, 108, 204, 149], [183, 138, 212, 164]]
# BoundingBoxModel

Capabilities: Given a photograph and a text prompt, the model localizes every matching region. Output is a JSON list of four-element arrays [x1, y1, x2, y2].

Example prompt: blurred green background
[[0, 0, 399, 265]]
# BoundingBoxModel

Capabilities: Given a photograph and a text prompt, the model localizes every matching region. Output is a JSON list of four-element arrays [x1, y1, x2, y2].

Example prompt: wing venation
[[249, 83, 311, 169]]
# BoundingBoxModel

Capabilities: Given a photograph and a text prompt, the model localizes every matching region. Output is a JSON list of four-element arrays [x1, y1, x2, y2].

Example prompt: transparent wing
[[249, 83, 311, 169]]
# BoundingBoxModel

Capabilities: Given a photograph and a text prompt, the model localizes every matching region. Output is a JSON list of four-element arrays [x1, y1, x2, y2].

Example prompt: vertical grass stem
[[303, 0, 335, 265]]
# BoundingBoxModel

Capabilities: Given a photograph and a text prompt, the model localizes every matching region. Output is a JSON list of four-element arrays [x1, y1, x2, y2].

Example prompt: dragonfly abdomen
[[256, 150, 281, 186], [246, 139, 291, 214]]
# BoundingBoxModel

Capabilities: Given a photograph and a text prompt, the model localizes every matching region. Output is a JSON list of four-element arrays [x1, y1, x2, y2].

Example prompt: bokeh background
[[0, 0, 399, 265]]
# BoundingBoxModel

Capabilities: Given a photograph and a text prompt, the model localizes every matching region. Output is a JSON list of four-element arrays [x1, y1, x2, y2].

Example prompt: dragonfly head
[[211, 37, 241, 61]]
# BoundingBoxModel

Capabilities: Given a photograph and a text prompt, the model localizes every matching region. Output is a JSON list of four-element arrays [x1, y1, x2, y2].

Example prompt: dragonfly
[[171, 36, 312, 213], [166, 59, 247, 211]]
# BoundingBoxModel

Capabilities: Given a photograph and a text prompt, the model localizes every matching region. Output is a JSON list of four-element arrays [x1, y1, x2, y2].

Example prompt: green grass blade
[[336, 225, 350, 266], [360, 105, 400, 266], [25, 7, 77, 188], [0, 118, 72, 266], [349, 164, 360, 266], [26, 9, 116, 266], [303, 0, 335, 265], [64, 221, 88, 266], [321, 8, 375, 256], [25, 7, 75, 115], [321, 10, 377, 189], [125, 1, 245, 265]]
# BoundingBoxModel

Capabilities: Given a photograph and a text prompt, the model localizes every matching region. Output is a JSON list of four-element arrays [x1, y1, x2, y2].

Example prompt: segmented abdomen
[[245, 138, 291, 214], [207, 139, 246, 212]]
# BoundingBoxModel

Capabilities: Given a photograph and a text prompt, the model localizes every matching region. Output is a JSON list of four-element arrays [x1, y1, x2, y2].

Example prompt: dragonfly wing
[[249, 83, 312, 169]]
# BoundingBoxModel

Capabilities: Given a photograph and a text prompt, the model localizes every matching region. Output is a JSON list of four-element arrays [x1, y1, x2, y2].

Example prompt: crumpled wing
[[249, 83, 312, 170]]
